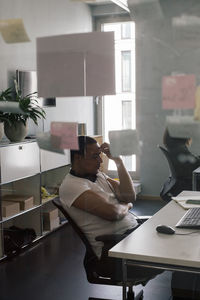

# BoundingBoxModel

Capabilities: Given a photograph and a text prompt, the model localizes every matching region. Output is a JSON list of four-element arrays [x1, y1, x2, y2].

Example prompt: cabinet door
[[40, 149, 70, 172], [0, 224, 3, 258], [0, 142, 40, 183]]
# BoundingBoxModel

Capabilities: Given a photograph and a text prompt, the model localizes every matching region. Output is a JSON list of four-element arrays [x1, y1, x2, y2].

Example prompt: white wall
[[0, 0, 94, 135], [44, 97, 94, 135]]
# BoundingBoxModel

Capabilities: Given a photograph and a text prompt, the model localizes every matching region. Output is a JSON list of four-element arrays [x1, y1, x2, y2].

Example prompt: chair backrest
[[158, 145, 178, 178], [158, 144, 197, 181], [52, 198, 147, 289], [52, 197, 117, 285], [52, 197, 97, 259]]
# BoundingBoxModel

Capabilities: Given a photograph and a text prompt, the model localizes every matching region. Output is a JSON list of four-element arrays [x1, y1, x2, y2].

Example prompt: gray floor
[[4, 198, 200, 300], [0, 222, 173, 300], [1, 197, 197, 300], [0, 198, 176, 300]]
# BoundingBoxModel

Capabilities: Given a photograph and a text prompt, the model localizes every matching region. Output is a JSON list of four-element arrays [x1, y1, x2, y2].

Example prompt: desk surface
[[109, 193, 200, 270]]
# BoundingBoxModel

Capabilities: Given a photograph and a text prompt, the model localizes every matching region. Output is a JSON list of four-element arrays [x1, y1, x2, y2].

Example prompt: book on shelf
[[2, 201, 20, 217], [2, 195, 34, 211]]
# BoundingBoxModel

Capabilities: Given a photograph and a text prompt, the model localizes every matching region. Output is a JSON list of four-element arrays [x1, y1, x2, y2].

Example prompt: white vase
[[4, 121, 28, 142]]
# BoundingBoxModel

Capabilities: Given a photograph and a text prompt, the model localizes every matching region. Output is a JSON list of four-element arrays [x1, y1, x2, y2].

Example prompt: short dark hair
[[70, 136, 97, 163]]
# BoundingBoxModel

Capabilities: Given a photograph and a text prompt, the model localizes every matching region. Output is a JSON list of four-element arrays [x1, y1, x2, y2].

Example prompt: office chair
[[52, 197, 146, 300], [158, 145, 193, 202]]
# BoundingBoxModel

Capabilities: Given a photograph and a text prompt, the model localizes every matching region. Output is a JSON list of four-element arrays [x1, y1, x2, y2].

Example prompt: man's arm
[[101, 143, 136, 204], [72, 189, 133, 221]]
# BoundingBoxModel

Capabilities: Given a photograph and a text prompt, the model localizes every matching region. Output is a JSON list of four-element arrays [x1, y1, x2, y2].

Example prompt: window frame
[[93, 15, 140, 180]]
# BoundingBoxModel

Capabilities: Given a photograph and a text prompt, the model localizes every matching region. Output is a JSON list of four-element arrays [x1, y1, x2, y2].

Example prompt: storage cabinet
[[41, 164, 70, 232], [0, 142, 40, 183], [40, 148, 70, 172], [0, 140, 70, 259]]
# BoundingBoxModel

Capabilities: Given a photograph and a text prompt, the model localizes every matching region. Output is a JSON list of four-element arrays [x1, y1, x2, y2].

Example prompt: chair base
[[89, 298, 114, 300], [88, 289, 143, 300], [134, 289, 144, 300], [127, 289, 143, 300]]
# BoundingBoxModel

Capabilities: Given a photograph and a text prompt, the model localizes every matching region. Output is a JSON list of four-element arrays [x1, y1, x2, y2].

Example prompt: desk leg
[[122, 259, 127, 300]]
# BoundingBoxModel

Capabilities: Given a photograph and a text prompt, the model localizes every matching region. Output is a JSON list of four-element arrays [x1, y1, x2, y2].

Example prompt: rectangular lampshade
[[36, 31, 116, 97]]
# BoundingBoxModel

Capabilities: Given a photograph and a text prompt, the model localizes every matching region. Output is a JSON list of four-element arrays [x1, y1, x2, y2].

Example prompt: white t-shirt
[[59, 171, 138, 258]]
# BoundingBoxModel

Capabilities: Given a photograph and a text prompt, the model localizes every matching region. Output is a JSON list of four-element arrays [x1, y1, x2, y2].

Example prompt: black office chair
[[158, 145, 193, 202], [52, 197, 146, 300]]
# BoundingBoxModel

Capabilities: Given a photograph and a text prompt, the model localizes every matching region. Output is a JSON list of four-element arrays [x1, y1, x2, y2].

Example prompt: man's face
[[79, 143, 102, 175]]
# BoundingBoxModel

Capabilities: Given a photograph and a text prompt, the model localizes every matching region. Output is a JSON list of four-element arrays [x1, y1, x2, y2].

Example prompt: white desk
[[109, 195, 200, 299]]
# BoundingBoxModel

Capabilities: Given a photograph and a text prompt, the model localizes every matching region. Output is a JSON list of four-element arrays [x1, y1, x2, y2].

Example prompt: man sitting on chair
[[59, 135, 161, 281]]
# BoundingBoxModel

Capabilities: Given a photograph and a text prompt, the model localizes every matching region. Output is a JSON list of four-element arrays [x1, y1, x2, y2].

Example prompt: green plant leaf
[[0, 81, 45, 125]]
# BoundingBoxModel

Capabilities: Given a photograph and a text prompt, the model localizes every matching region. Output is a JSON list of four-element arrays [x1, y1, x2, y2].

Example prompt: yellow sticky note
[[0, 18, 30, 43]]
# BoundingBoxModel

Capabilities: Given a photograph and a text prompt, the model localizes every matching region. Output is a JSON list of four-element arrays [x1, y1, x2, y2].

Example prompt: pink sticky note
[[51, 122, 79, 150], [162, 74, 196, 109]]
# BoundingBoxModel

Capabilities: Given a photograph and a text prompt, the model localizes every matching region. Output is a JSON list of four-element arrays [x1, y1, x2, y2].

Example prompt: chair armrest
[[137, 215, 151, 220], [96, 233, 130, 258], [136, 216, 151, 224], [95, 234, 125, 243], [96, 217, 151, 243]]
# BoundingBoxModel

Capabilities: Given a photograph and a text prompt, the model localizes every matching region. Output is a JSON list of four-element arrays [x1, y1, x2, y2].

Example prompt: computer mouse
[[156, 225, 175, 235]]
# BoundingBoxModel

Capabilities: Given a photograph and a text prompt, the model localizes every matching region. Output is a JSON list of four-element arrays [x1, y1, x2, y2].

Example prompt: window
[[98, 21, 136, 174], [121, 51, 131, 92], [122, 100, 135, 171], [121, 23, 131, 39], [122, 100, 132, 129]]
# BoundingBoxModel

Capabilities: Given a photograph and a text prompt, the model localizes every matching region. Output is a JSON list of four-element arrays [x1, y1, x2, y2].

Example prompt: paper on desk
[[0, 18, 30, 43], [109, 129, 140, 157], [50, 122, 78, 150], [36, 132, 65, 154], [172, 195, 200, 209]]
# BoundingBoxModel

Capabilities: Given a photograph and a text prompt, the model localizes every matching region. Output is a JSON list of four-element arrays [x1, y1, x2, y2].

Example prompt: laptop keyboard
[[176, 207, 200, 228]]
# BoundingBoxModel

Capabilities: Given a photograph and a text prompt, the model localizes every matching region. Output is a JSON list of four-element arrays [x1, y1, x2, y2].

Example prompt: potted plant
[[0, 88, 12, 140], [0, 80, 46, 142]]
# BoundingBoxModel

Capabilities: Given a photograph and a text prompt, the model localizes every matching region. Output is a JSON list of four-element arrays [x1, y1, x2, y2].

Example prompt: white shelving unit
[[0, 139, 70, 259]]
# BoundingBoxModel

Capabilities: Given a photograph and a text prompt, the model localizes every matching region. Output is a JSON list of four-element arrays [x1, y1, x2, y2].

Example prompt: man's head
[[70, 136, 102, 176]]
